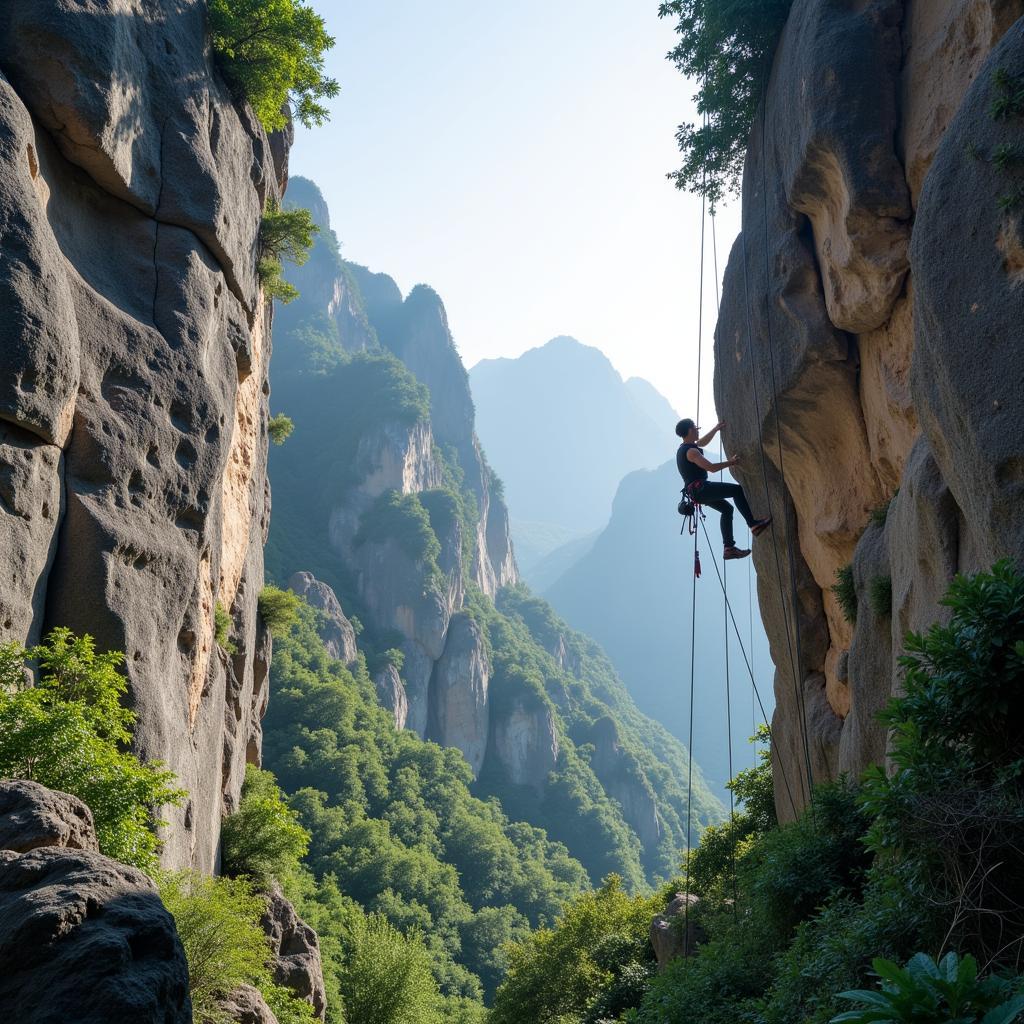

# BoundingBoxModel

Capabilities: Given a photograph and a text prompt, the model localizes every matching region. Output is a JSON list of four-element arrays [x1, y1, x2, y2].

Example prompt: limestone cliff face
[[0, 2, 290, 867], [268, 178, 519, 774], [714, 0, 1024, 818]]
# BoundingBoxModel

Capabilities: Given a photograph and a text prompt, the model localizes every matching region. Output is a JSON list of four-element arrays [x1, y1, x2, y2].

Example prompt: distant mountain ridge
[[470, 337, 678, 577], [544, 459, 775, 794]]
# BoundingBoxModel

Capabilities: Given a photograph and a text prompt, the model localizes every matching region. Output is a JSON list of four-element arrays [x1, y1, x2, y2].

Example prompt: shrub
[[158, 870, 316, 1024], [861, 560, 1024, 964], [259, 199, 318, 303], [208, 0, 339, 132], [867, 575, 892, 618], [258, 585, 301, 633], [832, 564, 857, 624], [832, 951, 1024, 1024], [215, 601, 237, 654], [658, 0, 794, 205], [269, 414, 295, 446], [337, 912, 443, 1024], [259, 257, 300, 303], [0, 628, 183, 869], [221, 765, 310, 886]]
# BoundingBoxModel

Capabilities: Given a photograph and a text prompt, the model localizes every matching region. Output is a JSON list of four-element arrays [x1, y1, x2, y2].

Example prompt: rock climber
[[676, 418, 771, 560]]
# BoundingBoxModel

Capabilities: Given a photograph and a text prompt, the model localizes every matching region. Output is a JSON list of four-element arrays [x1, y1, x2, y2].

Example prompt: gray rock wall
[[0, 1, 289, 866], [715, 0, 1024, 818]]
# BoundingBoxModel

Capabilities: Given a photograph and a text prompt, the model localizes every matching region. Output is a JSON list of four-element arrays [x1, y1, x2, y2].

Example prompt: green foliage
[[269, 413, 295, 446], [354, 490, 442, 578], [158, 870, 316, 1024], [833, 564, 858, 624], [688, 727, 776, 896], [337, 912, 444, 1024], [868, 576, 892, 619], [215, 601, 237, 654], [861, 561, 1024, 964], [991, 68, 1024, 122], [832, 952, 1024, 1024], [0, 629, 182, 869], [262, 599, 590, 1007], [259, 585, 301, 633], [490, 876, 660, 1024], [262, 200, 319, 266], [658, 0, 793, 205], [208, 0, 339, 131], [990, 70, 1024, 211], [259, 256, 300, 303], [221, 765, 310, 886], [259, 199, 318, 303]]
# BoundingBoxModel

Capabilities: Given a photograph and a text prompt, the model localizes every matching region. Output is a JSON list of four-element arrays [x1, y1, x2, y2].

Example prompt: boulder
[[650, 892, 703, 969], [260, 885, 327, 1020], [0, 846, 191, 1022], [287, 571, 358, 664], [222, 984, 278, 1024], [0, 780, 98, 855]]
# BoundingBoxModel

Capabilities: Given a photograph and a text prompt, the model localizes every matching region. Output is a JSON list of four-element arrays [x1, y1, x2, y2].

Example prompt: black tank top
[[677, 443, 707, 487]]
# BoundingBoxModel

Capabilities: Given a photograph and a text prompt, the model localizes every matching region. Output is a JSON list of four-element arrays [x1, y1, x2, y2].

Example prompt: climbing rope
[[682, 147, 709, 952], [699, 517, 801, 820]]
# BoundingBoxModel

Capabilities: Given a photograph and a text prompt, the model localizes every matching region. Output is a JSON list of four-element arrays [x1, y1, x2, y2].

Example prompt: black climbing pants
[[692, 481, 755, 548]]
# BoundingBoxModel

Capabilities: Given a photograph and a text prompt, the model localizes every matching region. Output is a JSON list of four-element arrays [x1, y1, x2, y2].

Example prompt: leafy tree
[[490, 876, 660, 1024], [269, 413, 295, 446], [158, 870, 316, 1024], [208, 0, 339, 131], [658, 0, 793, 205], [259, 199, 318, 304], [0, 628, 182, 869], [221, 765, 310, 886], [258, 585, 301, 633], [337, 913, 443, 1024]]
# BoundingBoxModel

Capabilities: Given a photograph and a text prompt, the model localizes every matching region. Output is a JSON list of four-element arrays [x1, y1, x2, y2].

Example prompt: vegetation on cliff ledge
[[659, 0, 793, 204], [208, 0, 339, 132], [0, 629, 182, 869]]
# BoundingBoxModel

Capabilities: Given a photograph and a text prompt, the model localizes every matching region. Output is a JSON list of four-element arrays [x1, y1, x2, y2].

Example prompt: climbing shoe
[[724, 546, 751, 560], [751, 517, 773, 537]]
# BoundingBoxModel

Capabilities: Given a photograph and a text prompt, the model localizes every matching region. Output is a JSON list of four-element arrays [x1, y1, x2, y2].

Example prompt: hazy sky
[[290, 0, 742, 416]]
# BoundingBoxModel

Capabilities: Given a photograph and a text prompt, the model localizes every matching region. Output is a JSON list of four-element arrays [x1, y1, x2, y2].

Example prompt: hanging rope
[[699, 517, 801, 820], [682, 140, 709, 955]]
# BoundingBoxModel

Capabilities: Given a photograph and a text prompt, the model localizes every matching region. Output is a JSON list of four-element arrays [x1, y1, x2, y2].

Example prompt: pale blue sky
[[289, 0, 741, 415]]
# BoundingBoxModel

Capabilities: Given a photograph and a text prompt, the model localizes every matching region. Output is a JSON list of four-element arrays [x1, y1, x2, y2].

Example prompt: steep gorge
[[715, 0, 1024, 817], [265, 178, 723, 886]]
